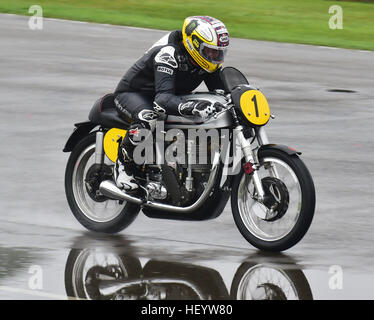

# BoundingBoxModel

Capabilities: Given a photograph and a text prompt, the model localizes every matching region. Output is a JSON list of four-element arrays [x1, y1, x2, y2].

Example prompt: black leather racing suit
[[114, 30, 225, 124], [114, 30, 225, 160]]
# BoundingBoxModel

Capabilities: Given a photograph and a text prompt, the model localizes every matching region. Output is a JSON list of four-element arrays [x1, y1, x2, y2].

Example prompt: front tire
[[231, 149, 315, 252], [65, 133, 140, 233], [230, 262, 313, 300]]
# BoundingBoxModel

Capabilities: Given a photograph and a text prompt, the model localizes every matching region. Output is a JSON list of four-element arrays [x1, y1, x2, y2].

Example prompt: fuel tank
[[165, 93, 232, 129]]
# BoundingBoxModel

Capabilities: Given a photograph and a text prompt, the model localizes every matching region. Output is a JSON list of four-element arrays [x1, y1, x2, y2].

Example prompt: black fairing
[[220, 67, 249, 92], [88, 93, 132, 129]]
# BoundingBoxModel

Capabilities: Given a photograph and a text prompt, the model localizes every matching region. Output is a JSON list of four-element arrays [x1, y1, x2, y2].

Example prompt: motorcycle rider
[[113, 16, 230, 191]]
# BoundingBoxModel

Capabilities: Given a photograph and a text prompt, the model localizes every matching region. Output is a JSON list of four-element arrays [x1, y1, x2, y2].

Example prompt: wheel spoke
[[237, 157, 302, 242], [236, 265, 299, 300], [71, 144, 125, 223]]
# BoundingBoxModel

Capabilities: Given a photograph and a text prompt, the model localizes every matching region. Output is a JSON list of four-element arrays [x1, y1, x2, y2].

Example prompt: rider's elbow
[[154, 92, 170, 107], [154, 92, 182, 114]]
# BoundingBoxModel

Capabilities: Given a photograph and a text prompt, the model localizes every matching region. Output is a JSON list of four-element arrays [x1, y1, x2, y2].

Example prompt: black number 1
[[251, 95, 259, 117]]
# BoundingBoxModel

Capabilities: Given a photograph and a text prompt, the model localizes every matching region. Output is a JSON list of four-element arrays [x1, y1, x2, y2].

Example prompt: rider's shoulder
[[157, 44, 179, 54], [153, 30, 181, 55], [153, 45, 179, 68]]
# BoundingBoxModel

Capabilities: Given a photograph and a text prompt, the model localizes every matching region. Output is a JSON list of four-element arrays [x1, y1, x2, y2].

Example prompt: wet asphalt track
[[0, 13, 374, 299]]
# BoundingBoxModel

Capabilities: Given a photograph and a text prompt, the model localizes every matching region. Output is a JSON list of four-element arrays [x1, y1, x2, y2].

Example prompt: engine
[[144, 135, 214, 206], [146, 181, 168, 200]]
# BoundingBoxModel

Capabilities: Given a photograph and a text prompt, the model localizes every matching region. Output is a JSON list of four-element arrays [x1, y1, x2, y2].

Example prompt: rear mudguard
[[63, 121, 97, 152], [63, 93, 130, 153]]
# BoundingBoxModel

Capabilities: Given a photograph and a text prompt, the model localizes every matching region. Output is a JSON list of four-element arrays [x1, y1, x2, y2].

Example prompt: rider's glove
[[178, 100, 222, 120], [213, 102, 225, 113]]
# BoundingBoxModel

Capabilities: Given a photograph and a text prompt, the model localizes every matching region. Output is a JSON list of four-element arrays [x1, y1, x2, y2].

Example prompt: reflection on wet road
[[0, 220, 369, 300], [65, 235, 312, 300], [0, 221, 315, 300], [0, 220, 373, 300]]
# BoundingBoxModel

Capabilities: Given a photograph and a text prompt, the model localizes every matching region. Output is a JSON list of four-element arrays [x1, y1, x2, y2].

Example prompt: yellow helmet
[[182, 16, 229, 73]]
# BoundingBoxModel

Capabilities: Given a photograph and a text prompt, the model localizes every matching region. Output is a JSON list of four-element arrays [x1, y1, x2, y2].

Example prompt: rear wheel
[[231, 149, 315, 252], [65, 133, 140, 233], [64, 248, 142, 300]]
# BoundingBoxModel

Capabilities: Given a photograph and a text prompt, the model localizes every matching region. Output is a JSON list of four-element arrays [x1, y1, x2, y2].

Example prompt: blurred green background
[[1, 0, 373, 50]]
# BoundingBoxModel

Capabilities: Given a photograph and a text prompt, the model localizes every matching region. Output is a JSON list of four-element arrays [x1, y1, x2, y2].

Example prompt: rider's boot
[[114, 124, 144, 192], [114, 148, 138, 191]]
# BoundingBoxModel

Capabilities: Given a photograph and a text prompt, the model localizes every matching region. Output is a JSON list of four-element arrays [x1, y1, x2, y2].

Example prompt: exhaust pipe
[[99, 153, 220, 213], [99, 180, 143, 205]]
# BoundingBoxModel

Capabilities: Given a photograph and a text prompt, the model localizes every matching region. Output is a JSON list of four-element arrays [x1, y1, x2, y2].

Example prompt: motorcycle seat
[[89, 93, 132, 129]]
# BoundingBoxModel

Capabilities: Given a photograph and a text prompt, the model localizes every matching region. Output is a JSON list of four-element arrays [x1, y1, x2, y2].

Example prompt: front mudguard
[[63, 121, 97, 152], [257, 144, 301, 158]]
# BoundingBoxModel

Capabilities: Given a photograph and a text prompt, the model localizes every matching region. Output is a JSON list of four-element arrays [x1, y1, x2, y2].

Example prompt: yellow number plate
[[103, 128, 127, 163], [240, 90, 270, 126]]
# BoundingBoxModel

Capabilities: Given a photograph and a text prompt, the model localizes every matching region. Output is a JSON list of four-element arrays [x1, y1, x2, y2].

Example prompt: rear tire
[[64, 248, 142, 300], [231, 149, 315, 252], [65, 133, 140, 233]]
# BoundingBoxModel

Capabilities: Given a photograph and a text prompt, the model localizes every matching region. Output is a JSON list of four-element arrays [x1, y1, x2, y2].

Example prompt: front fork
[[235, 126, 279, 201], [256, 127, 279, 178], [235, 126, 266, 201]]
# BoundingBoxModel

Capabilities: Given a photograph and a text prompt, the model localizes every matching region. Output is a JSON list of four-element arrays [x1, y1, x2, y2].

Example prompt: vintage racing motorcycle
[[63, 67, 316, 252]]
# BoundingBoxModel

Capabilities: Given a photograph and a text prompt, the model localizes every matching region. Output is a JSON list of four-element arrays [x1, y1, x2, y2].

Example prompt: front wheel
[[231, 149, 315, 252], [65, 133, 140, 233]]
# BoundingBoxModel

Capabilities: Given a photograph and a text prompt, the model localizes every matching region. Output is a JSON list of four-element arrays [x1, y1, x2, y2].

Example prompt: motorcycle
[[63, 67, 315, 252]]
